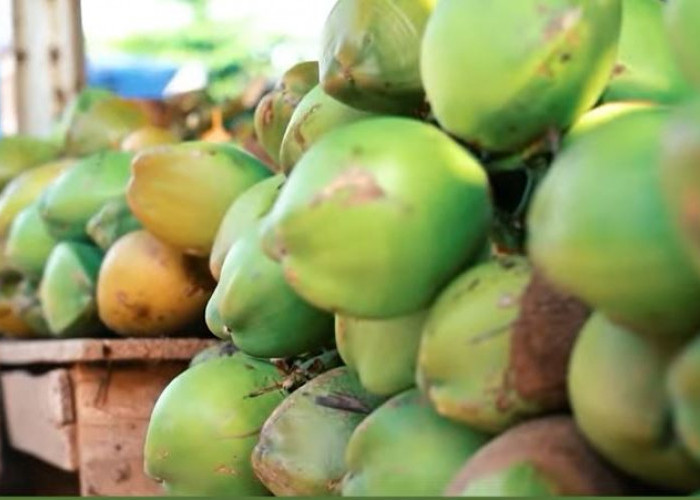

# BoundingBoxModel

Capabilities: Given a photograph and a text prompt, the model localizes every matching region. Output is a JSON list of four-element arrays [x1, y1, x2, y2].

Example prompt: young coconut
[[445, 416, 631, 496], [417, 258, 589, 433], [38, 151, 133, 241], [0, 136, 61, 189], [602, 0, 694, 105], [278, 85, 375, 172], [209, 174, 285, 281], [251, 367, 385, 496], [261, 117, 491, 319], [144, 350, 339, 496], [421, 0, 622, 154], [39, 242, 104, 338], [529, 107, 700, 339], [320, 0, 435, 115], [336, 309, 428, 397], [665, 0, 700, 90], [97, 230, 214, 337], [569, 313, 700, 491], [341, 388, 490, 496], [253, 61, 319, 166], [5, 203, 59, 280], [127, 142, 271, 256]]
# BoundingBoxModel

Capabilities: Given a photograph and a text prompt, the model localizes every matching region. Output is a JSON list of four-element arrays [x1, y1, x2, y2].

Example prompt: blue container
[[86, 54, 180, 100]]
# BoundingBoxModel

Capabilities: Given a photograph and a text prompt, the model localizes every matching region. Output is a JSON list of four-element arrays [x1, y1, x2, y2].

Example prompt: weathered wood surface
[[0, 337, 216, 366], [0, 369, 78, 471], [72, 362, 186, 496]]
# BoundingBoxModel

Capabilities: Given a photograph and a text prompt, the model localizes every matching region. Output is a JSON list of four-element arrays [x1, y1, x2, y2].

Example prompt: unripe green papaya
[[39, 242, 103, 338], [0, 136, 61, 189], [254, 61, 319, 166], [668, 336, 700, 465], [252, 367, 385, 496], [666, 0, 700, 90], [342, 388, 490, 496], [58, 88, 150, 156], [38, 151, 133, 241], [86, 197, 142, 251], [189, 341, 237, 368], [529, 107, 700, 339], [336, 310, 427, 396], [215, 220, 333, 358], [5, 203, 58, 280], [144, 353, 286, 496], [0, 158, 74, 237], [569, 313, 700, 491], [320, 0, 435, 115], [418, 259, 589, 433], [127, 142, 271, 256], [421, 0, 622, 154], [262, 118, 491, 318], [445, 416, 631, 496], [279, 85, 375, 172], [602, 0, 694, 105], [209, 174, 285, 281], [660, 100, 700, 274]]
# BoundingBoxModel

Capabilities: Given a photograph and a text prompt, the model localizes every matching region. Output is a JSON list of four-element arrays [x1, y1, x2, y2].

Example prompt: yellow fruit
[[97, 230, 214, 337]]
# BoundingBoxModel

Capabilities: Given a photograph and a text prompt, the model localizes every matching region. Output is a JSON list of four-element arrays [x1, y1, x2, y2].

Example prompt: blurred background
[[0, 0, 336, 136]]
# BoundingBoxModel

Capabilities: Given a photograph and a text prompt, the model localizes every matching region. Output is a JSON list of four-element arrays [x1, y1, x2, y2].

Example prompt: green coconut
[[602, 0, 694, 104], [336, 310, 427, 396], [214, 220, 334, 358], [668, 335, 700, 465], [58, 88, 150, 156], [529, 106, 700, 339], [209, 174, 285, 281], [421, 0, 622, 154], [320, 0, 436, 115], [39, 242, 104, 338], [278, 85, 375, 172], [189, 341, 238, 368], [660, 99, 700, 275], [127, 142, 271, 256], [144, 353, 287, 496], [251, 367, 385, 496], [417, 258, 589, 433], [0, 158, 74, 237], [342, 388, 490, 496], [5, 203, 59, 280], [86, 197, 143, 251], [254, 61, 319, 166], [569, 313, 700, 491], [38, 151, 133, 241], [0, 136, 61, 189], [261, 117, 491, 319], [666, 0, 700, 90], [445, 416, 631, 496]]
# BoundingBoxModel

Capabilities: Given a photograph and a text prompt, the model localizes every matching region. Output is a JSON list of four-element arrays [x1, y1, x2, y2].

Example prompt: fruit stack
[[147, 0, 700, 496], [1, 0, 699, 496]]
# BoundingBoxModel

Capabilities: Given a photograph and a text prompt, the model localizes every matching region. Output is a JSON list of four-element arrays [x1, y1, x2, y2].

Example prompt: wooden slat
[[1, 369, 78, 471], [0, 338, 216, 366], [71, 362, 185, 496]]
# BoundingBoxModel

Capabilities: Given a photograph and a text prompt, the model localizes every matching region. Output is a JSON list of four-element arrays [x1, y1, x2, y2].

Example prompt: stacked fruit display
[[2, 0, 700, 496]]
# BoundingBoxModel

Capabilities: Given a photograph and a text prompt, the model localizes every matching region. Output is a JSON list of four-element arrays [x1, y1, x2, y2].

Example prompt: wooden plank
[[12, 0, 85, 136], [71, 362, 186, 496], [1, 369, 78, 471], [0, 337, 216, 366]]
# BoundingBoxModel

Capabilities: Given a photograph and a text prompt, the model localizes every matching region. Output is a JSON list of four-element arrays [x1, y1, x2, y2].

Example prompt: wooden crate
[[0, 337, 216, 496]]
